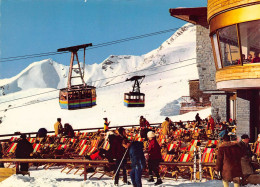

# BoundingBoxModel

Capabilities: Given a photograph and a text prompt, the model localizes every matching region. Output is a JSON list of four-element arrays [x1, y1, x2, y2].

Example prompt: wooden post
[[84, 164, 87, 181]]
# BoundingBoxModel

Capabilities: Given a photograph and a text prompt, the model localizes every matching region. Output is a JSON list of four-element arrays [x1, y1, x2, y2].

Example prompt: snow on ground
[[1, 166, 259, 186], [0, 166, 222, 187]]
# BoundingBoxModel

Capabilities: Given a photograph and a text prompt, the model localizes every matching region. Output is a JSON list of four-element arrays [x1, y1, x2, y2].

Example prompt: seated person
[[251, 52, 260, 63]]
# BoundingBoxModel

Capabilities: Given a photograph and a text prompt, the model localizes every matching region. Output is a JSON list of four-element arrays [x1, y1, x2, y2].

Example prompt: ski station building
[[170, 0, 260, 140]]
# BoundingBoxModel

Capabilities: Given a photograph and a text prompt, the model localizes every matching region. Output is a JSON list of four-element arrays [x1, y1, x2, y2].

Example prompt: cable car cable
[[0, 57, 196, 104], [0, 25, 193, 63], [0, 62, 196, 112]]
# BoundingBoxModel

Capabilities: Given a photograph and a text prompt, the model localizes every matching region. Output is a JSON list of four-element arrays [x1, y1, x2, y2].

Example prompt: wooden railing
[[0, 158, 216, 181]]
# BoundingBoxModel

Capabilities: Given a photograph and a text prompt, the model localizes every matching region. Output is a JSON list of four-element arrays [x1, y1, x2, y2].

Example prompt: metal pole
[[198, 146, 202, 182], [112, 148, 128, 179], [193, 146, 196, 182]]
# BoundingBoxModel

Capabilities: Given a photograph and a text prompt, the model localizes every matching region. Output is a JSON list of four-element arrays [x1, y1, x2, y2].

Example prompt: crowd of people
[[1, 115, 260, 187]]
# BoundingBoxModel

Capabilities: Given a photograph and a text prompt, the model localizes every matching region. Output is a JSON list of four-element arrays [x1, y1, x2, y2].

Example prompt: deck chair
[[201, 148, 215, 179], [176, 153, 194, 180], [4, 142, 17, 158], [158, 139, 166, 147], [9, 137, 18, 142], [160, 154, 175, 179], [167, 141, 180, 153], [3, 143, 18, 168], [136, 137, 144, 142], [61, 144, 91, 174], [27, 138, 36, 144], [206, 140, 218, 148]]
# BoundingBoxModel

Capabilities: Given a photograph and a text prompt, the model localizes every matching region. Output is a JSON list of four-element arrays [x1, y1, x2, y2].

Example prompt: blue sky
[[0, 0, 207, 79]]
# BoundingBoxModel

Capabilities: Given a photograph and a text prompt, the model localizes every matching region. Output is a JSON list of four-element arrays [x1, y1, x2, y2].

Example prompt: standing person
[[111, 127, 131, 186], [139, 116, 145, 128], [103, 118, 110, 132], [195, 113, 201, 125], [15, 134, 33, 174], [215, 135, 243, 187], [147, 131, 163, 185], [161, 117, 170, 138], [207, 115, 215, 132], [124, 141, 146, 187], [237, 134, 255, 182], [54, 118, 63, 136]]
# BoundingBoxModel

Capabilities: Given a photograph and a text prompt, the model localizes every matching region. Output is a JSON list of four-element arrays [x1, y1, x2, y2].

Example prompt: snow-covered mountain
[[0, 23, 210, 135]]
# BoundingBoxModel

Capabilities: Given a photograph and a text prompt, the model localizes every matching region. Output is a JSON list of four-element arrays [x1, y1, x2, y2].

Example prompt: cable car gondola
[[124, 75, 145, 107], [58, 43, 96, 110]]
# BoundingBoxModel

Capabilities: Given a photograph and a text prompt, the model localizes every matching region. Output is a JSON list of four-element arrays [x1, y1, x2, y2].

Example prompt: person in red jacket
[[207, 115, 215, 131], [147, 131, 163, 185]]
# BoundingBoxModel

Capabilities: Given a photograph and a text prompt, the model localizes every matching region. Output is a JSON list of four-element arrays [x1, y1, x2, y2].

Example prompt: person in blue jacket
[[124, 141, 146, 187]]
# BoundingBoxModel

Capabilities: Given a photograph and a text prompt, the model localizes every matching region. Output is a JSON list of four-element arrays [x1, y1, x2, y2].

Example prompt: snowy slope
[[0, 23, 206, 135]]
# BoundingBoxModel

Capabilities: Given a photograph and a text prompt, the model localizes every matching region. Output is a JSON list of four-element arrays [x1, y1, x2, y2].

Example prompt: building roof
[[169, 7, 208, 28]]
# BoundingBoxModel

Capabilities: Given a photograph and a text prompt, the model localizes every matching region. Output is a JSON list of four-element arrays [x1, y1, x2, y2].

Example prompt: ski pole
[[112, 148, 129, 180]]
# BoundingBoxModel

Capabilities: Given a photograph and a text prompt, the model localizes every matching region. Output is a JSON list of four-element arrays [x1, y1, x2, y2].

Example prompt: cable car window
[[68, 92, 73, 100], [60, 91, 67, 101], [218, 25, 240, 67], [239, 20, 260, 64]]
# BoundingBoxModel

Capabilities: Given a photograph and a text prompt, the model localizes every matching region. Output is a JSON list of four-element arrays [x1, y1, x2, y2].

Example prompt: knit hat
[[147, 131, 155, 138]]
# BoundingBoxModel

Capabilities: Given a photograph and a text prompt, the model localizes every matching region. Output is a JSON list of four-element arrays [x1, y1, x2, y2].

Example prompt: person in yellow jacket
[[161, 117, 170, 138], [104, 118, 110, 132], [54, 118, 63, 136]]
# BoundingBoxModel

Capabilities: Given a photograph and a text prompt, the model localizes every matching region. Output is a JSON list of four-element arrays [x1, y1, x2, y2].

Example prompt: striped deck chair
[[102, 141, 110, 151], [79, 144, 89, 156], [10, 137, 18, 142], [6, 142, 18, 155], [32, 143, 42, 153], [28, 138, 36, 144], [179, 153, 192, 162], [177, 153, 194, 180], [167, 141, 179, 152], [57, 144, 68, 150], [136, 138, 144, 142], [74, 131, 81, 137], [201, 148, 214, 162], [201, 148, 215, 179], [207, 140, 218, 147], [61, 144, 90, 174], [160, 154, 175, 179], [158, 135, 166, 139], [127, 136, 134, 141], [78, 139, 87, 148], [159, 139, 166, 146], [60, 137, 68, 144], [79, 132, 88, 139]]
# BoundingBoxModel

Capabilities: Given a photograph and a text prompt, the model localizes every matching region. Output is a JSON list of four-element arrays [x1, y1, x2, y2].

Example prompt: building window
[[239, 20, 260, 64], [211, 20, 260, 69], [218, 25, 240, 67], [212, 34, 222, 69]]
